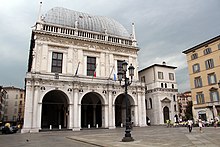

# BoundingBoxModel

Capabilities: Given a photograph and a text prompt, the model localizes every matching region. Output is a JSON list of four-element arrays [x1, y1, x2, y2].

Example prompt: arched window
[[165, 83, 167, 88], [172, 84, 174, 89], [161, 83, 163, 88], [145, 99, 148, 110], [149, 98, 152, 109], [173, 95, 176, 101]]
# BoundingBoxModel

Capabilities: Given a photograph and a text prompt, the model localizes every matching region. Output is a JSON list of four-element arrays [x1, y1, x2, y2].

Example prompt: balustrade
[[40, 23, 133, 46]]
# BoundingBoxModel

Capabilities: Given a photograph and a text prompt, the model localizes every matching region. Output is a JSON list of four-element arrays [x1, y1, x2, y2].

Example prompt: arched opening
[[149, 98, 152, 109], [81, 92, 103, 128], [145, 99, 148, 110], [115, 94, 133, 127], [163, 106, 170, 123], [41, 90, 68, 129]]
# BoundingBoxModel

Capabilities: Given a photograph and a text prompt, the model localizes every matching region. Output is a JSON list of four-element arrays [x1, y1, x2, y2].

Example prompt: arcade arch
[[41, 90, 69, 129], [81, 92, 104, 128], [114, 93, 135, 127]]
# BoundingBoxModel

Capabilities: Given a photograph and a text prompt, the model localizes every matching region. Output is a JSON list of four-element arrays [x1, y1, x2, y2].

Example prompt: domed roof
[[44, 7, 130, 38]]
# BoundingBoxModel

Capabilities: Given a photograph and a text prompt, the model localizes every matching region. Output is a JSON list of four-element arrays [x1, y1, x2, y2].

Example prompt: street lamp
[[117, 60, 135, 142]]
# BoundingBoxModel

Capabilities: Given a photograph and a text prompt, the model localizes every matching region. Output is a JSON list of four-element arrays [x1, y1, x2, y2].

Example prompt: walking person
[[187, 119, 193, 133], [198, 116, 203, 132]]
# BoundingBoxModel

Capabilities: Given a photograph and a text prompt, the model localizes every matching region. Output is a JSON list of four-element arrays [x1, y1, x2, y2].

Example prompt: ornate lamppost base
[[122, 136, 134, 142], [122, 130, 134, 142]]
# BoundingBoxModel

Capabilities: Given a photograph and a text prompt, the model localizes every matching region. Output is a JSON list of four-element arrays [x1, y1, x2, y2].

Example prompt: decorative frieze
[[35, 32, 138, 55]]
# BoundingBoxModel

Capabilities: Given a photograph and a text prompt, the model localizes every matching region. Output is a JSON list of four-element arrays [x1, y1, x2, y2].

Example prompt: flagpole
[[108, 65, 115, 79], [75, 62, 80, 76]]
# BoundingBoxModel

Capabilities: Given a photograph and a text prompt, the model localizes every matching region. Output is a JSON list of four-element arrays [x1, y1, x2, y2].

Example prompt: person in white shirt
[[198, 117, 203, 132], [187, 120, 193, 132]]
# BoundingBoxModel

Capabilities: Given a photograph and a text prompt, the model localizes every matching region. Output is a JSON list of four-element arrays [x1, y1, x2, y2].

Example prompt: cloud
[[0, 0, 220, 92]]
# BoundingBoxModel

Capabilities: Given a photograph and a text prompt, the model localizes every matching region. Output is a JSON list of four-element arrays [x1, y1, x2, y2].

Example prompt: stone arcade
[[22, 7, 147, 133]]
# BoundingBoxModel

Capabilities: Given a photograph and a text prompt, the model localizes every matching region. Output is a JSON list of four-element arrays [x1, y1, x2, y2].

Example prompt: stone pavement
[[1, 126, 220, 147], [67, 126, 220, 147]]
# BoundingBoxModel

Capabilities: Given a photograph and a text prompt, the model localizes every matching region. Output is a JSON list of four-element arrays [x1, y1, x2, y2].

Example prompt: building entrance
[[163, 106, 170, 123], [115, 94, 132, 127], [81, 92, 103, 128], [41, 90, 68, 129]]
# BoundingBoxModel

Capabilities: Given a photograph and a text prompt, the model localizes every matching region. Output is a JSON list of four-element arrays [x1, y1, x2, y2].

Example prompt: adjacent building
[[138, 62, 179, 125], [22, 7, 147, 133], [3, 87, 25, 124], [177, 91, 192, 120], [0, 86, 7, 122], [183, 35, 220, 121]]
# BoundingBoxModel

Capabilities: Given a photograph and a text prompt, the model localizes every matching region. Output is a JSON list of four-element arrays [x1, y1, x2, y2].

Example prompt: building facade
[[22, 7, 146, 133], [183, 35, 220, 121], [138, 62, 179, 125], [177, 91, 192, 120], [0, 86, 7, 122], [3, 87, 25, 124]]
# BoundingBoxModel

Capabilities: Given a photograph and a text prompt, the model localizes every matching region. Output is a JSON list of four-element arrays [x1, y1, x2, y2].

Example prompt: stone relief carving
[[36, 33, 137, 54]]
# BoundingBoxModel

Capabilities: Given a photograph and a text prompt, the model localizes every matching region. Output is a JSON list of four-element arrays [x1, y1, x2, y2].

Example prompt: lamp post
[[117, 60, 135, 142]]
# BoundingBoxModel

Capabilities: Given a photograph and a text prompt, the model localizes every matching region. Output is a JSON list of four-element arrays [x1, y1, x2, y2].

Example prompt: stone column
[[37, 102, 42, 130], [84, 107, 87, 127], [104, 105, 108, 128], [32, 85, 40, 131], [112, 104, 116, 127], [73, 88, 80, 130], [108, 90, 114, 129], [134, 105, 138, 126], [93, 106, 96, 127], [137, 92, 142, 126], [141, 92, 147, 126], [78, 104, 81, 130], [68, 104, 74, 129], [21, 83, 34, 133]]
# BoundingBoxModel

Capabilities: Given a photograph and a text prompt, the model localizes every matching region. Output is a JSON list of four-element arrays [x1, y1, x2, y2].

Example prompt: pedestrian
[[198, 117, 203, 132], [187, 119, 193, 133], [214, 117, 219, 128], [166, 119, 170, 127]]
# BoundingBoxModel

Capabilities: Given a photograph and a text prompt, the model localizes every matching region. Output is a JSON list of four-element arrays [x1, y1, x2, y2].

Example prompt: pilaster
[[21, 81, 34, 133]]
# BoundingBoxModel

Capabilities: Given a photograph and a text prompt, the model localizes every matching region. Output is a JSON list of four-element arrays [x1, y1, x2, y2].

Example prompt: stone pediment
[[161, 97, 171, 103]]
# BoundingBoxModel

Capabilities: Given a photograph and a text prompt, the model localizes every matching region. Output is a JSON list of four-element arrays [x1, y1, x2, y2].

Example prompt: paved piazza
[[0, 126, 220, 147]]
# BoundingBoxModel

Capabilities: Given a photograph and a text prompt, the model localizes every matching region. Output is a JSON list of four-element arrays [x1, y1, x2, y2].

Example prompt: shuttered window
[[196, 92, 204, 104], [207, 73, 216, 85]]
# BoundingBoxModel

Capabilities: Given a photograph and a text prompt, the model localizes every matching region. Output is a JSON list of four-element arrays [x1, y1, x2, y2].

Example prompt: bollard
[[59, 125, 61, 130], [96, 124, 98, 128], [121, 123, 123, 127], [88, 124, 90, 128], [50, 125, 52, 130]]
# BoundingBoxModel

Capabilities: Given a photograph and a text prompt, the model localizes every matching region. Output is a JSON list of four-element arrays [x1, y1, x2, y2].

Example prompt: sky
[[0, 0, 220, 92]]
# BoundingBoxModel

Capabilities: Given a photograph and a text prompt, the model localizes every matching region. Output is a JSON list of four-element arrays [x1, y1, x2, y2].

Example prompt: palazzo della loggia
[[22, 7, 147, 133]]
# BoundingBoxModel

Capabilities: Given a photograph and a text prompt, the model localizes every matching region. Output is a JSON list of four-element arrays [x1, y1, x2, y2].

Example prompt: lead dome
[[43, 7, 130, 38]]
